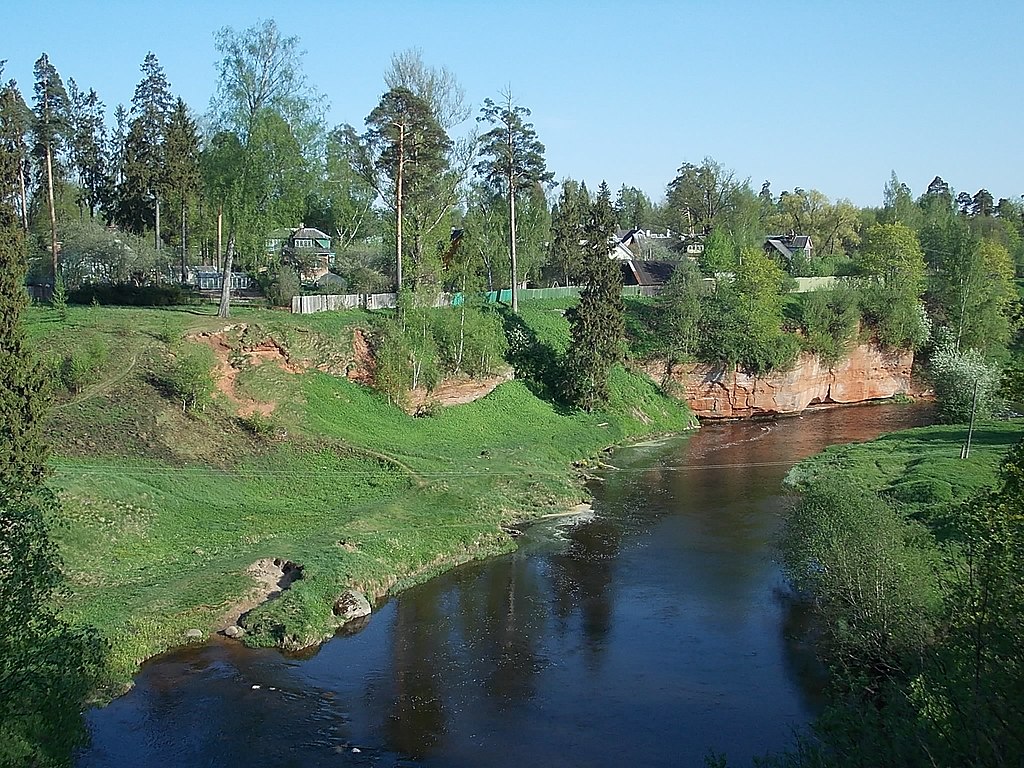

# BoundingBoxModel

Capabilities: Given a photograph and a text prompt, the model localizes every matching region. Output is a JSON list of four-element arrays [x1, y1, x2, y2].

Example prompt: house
[[764, 234, 813, 264], [267, 225, 335, 282], [188, 266, 254, 291], [619, 258, 679, 291]]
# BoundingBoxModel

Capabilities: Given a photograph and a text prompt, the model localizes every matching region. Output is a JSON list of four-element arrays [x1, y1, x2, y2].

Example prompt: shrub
[[60, 337, 109, 393], [69, 283, 198, 307], [796, 286, 861, 364], [928, 342, 1002, 423], [165, 348, 215, 412]]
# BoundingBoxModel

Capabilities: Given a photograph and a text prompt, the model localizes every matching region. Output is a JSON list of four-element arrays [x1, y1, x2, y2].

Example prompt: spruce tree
[[0, 119, 102, 765], [163, 98, 201, 282], [564, 182, 624, 410]]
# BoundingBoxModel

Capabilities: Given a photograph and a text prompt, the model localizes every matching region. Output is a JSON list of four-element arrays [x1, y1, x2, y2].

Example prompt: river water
[[77, 404, 931, 768]]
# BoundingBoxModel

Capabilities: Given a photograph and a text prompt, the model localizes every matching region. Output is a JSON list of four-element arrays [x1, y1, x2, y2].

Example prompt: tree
[[0, 68, 32, 230], [666, 157, 742, 235], [30, 53, 70, 283], [857, 221, 925, 288], [770, 187, 860, 258], [700, 246, 797, 373], [118, 53, 174, 241], [564, 183, 624, 410], [924, 217, 1017, 355], [971, 189, 994, 218], [549, 178, 586, 286], [656, 257, 703, 362], [0, 119, 102, 766], [475, 91, 554, 313], [698, 228, 736, 274], [208, 18, 322, 318], [163, 98, 201, 283], [384, 48, 470, 131], [66, 80, 109, 220], [883, 171, 918, 228], [360, 86, 451, 293], [928, 341, 1002, 422], [614, 184, 654, 229]]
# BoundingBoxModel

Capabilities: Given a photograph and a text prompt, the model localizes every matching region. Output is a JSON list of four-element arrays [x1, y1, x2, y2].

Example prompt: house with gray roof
[[764, 234, 813, 264]]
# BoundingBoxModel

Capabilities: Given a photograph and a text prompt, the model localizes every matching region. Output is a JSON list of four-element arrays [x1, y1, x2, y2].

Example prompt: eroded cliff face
[[641, 343, 914, 419]]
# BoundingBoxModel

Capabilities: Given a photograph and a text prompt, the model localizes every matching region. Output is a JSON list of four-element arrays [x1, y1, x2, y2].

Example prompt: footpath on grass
[[28, 303, 696, 696]]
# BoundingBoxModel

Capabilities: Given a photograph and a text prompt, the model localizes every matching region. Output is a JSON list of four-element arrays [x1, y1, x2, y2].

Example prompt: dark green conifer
[[564, 182, 624, 410]]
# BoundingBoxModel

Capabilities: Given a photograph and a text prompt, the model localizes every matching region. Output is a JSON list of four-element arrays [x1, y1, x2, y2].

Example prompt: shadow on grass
[[499, 307, 572, 413]]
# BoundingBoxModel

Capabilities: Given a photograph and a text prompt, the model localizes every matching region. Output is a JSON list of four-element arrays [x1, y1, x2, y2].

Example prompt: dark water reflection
[[78, 404, 932, 768]]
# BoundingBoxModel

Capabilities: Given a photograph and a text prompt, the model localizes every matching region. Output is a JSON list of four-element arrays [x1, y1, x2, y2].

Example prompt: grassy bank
[[28, 301, 694, 694], [785, 419, 1024, 521], [780, 418, 1024, 766]]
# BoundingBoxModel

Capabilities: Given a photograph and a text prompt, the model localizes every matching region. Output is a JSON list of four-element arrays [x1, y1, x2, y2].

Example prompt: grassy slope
[[29, 301, 693, 693]]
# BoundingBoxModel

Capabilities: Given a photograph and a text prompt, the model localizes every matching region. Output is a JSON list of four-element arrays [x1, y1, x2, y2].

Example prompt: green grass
[[26, 301, 695, 693], [786, 419, 1024, 529]]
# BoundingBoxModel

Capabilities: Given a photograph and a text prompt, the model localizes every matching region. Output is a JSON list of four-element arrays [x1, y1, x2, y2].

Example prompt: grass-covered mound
[[27, 301, 693, 693]]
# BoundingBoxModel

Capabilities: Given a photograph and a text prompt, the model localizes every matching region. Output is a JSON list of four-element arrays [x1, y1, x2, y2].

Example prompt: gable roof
[[620, 259, 678, 286], [765, 234, 813, 260]]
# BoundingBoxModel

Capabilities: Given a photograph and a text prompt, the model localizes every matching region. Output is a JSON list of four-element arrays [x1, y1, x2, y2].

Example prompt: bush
[[796, 285, 861, 363], [69, 282, 198, 307], [60, 337, 109, 393], [928, 342, 1002, 422], [861, 286, 930, 350], [164, 348, 215, 412]]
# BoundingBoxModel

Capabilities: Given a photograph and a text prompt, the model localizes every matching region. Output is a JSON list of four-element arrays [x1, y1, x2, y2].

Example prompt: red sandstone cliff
[[641, 343, 914, 419]]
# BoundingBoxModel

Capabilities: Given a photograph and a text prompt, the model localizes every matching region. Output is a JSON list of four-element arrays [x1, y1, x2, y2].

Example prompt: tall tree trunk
[[395, 122, 404, 294], [509, 176, 518, 314], [154, 195, 161, 252], [180, 197, 187, 284], [218, 231, 235, 319], [45, 143, 58, 283], [18, 161, 28, 231]]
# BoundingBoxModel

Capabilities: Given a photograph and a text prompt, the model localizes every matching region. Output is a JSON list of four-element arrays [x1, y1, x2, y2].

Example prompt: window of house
[[295, 238, 313, 248]]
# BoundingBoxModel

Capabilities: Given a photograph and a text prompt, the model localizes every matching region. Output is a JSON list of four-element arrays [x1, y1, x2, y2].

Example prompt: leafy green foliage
[[782, 479, 941, 677], [782, 423, 1024, 767], [700, 247, 798, 373], [793, 285, 860, 363], [60, 336, 109, 393], [928, 341, 1002, 422], [163, 345, 215, 412]]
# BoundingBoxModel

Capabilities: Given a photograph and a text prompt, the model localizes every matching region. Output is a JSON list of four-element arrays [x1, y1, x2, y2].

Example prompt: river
[[77, 404, 931, 768]]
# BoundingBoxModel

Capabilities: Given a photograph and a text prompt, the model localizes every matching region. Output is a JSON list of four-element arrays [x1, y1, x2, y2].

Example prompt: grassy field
[[27, 301, 695, 694]]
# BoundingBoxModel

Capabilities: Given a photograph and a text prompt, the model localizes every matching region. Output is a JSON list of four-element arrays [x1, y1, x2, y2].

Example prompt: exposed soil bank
[[642, 342, 918, 419]]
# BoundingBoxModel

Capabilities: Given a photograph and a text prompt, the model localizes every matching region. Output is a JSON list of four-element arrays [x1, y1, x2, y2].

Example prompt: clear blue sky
[[5, 0, 1022, 207]]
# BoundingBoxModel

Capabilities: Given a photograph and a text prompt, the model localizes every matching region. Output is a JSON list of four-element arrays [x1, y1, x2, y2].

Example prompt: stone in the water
[[184, 628, 203, 640], [224, 625, 245, 639], [333, 589, 371, 621]]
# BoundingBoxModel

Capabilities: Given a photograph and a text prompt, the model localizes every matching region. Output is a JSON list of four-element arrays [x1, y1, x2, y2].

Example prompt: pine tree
[[475, 92, 553, 313], [0, 117, 102, 766], [361, 86, 451, 293], [31, 53, 70, 283], [564, 182, 624, 410]]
